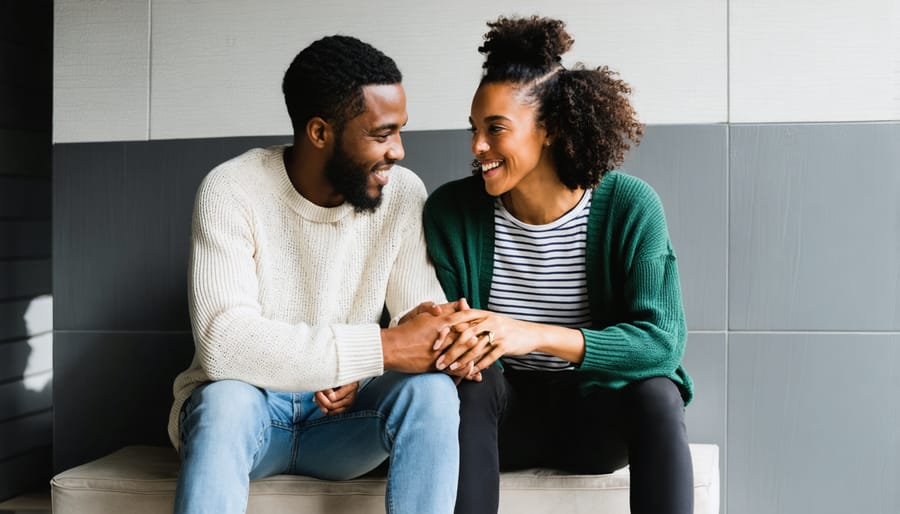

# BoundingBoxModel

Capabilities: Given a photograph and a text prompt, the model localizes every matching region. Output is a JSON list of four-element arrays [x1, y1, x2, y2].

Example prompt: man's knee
[[182, 380, 268, 442], [390, 373, 459, 427]]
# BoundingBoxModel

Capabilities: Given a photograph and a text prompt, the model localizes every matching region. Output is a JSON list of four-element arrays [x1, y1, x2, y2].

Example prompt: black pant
[[455, 366, 693, 514]]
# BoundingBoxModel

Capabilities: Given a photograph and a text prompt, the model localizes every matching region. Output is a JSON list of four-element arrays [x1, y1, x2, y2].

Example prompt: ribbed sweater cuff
[[579, 329, 632, 371], [333, 324, 384, 383]]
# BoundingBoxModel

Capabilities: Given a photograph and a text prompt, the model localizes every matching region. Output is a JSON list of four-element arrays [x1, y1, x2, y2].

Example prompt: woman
[[424, 16, 694, 514]]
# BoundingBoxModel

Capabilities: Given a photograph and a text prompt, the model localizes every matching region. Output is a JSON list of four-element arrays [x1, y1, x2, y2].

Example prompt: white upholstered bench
[[51, 443, 719, 514]]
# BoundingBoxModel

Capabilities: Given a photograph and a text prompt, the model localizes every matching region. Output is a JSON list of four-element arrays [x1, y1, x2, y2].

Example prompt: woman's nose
[[472, 136, 489, 156]]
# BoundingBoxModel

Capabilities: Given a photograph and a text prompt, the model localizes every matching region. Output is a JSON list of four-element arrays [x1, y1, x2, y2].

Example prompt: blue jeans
[[174, 372, 460, 514]]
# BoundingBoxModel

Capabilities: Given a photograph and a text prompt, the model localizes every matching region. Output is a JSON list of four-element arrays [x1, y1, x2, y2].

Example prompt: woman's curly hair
[[282, 35, 402, 133], [478, 16, 643, 189]]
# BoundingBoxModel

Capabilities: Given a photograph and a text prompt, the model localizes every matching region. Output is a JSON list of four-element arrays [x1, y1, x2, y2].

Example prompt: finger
[[424, 301, 440, 316], [436, 331, 484, 370], [432, 300, 460, 315], [447, 309, 487, 330], [328, 393, 356, 411], [433, 324, 452, 351], [474, 346, 504, 373], [315, 391, 334, 411], [447, 334, 493, 371], [332, 382, 359, 400], [460, 297, 471, 310], [452, 323, 487, 353]]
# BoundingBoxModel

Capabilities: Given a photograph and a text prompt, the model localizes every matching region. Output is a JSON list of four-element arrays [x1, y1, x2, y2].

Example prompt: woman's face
[[469, 82, 553, 197]]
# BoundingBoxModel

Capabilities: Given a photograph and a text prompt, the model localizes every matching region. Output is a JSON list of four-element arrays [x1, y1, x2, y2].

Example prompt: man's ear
[[305, 117, 332, 149]]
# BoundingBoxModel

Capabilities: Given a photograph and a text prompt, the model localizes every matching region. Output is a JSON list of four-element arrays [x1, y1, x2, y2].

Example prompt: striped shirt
[[489, 190, 592, 371]]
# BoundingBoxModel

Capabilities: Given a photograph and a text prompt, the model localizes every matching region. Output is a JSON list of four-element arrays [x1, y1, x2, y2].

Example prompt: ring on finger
[[479, 330, 495, 346]]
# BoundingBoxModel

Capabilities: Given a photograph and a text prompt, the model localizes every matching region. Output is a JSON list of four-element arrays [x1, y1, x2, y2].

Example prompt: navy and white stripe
[[489, 190, 592, 372]]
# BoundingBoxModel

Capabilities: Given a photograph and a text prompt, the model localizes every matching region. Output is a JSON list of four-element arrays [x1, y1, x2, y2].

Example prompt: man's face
[[325, 84, 408, 212]]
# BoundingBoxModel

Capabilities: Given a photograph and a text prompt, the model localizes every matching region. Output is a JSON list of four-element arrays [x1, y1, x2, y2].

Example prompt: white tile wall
[[55, 0, 727, 142], [53, 0, 150, 143], [730, 0, 900, 122]]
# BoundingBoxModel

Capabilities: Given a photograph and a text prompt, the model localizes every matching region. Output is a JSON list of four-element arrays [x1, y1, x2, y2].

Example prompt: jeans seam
[[250, 421, 274, 470], [299, 409, 387, 429]]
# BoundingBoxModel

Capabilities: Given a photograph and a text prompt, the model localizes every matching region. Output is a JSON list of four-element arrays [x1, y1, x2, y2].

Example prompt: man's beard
[[324, 137, 388, 213]]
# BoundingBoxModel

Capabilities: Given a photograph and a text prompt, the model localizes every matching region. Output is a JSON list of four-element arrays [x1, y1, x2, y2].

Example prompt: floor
[[0, 487, 51, 513]]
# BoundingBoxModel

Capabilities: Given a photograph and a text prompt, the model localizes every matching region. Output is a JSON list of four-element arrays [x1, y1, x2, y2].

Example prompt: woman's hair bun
[[479, 16, 574, 72]]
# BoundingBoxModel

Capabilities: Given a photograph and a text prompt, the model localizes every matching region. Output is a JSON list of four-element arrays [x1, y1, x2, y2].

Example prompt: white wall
[[55, 0, 730, 142], [54, 0, 900, 144]]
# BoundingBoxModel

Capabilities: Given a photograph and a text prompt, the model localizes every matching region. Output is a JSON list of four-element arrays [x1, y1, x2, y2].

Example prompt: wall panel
[[728, 333, 900, 514], [624, 125, 728, 331], [53, 0, 149, 143], [730, 124, 900, 331], [53, 331, 194, 472], [147, 0, 726, 141], [730, 0, 900, 122]]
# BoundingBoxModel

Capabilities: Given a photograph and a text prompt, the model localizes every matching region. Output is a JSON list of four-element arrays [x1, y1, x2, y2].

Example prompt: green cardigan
[[423, 172, 693, 403]]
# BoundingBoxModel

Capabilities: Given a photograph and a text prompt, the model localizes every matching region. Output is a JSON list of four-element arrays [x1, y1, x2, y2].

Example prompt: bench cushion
[[52, 443, 719, 514]]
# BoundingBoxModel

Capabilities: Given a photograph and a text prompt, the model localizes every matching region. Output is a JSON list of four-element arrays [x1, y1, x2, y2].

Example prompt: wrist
[[380, 328, 396, 370], [534, 325, 586, 364]]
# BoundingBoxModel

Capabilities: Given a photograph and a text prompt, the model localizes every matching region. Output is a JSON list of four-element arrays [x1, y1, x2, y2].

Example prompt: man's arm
[[189, 173, 383, 392]]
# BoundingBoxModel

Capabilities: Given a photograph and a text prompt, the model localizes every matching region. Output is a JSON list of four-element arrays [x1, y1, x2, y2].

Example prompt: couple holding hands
[[170, 14, 693, 514]]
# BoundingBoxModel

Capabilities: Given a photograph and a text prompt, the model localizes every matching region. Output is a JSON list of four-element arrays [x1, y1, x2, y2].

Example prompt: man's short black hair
[[283, 35, 402, 133]]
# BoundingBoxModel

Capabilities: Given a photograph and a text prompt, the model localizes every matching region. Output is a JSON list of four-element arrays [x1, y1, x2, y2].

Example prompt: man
[[170, 35, 463, 514]]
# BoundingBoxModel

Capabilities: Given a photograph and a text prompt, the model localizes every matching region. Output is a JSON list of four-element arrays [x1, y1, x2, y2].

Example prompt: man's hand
[[315, 381, 360, 415], [381, 300, 469, 373], [397, 300, 463, 325], [381, 311, 453, 373]]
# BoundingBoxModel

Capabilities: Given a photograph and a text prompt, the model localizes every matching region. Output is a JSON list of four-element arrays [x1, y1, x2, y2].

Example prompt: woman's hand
[[434, 299, 536, 373], [314, 381, 360, 415], [434, 298, 587, 373]]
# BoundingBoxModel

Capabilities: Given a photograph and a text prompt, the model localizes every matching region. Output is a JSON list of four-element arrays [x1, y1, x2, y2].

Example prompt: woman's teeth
[[481, 161, 502, 172]]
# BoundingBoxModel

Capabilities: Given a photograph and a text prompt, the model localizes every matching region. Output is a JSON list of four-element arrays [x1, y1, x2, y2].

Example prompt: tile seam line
[[147, 0, 152, 141], [53, 329, 192, 334], [727, 330, 900, 335]]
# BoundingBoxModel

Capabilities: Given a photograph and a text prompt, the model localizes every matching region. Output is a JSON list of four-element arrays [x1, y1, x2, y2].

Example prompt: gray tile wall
[[0, 0, 53, 501], [51, 122, 900, 513]]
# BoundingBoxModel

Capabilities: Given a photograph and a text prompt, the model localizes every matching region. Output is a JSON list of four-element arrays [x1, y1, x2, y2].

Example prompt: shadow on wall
[[2, 295, 53, 420], [0, 295, 53, 501]]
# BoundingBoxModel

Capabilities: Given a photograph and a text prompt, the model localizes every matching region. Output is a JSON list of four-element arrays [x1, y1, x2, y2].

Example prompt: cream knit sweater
[[168, 145, 447, 449]]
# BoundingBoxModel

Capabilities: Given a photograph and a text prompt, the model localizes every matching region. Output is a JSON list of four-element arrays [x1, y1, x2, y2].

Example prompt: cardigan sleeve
[[578, 177, 687, 384], [578, 250, 687, 380], [423, 179, 478, 304]]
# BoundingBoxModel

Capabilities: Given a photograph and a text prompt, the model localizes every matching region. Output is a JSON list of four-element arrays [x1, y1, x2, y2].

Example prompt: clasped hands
[[399, 297, 518, 384], [317, 297, 523, 415]]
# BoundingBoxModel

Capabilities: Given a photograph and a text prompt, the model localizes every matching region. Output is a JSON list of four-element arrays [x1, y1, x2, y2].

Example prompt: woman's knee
[[457, 365, 507, 418], [624, 377, 685, 424]]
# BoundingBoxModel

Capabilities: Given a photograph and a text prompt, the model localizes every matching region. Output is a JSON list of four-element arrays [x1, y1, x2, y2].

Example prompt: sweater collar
[[271, 145, 356, 223]]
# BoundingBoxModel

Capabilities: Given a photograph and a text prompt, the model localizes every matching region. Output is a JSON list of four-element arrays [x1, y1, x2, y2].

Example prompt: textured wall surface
[[51, 2, 900, 513], [0, 0, 53, 501]]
